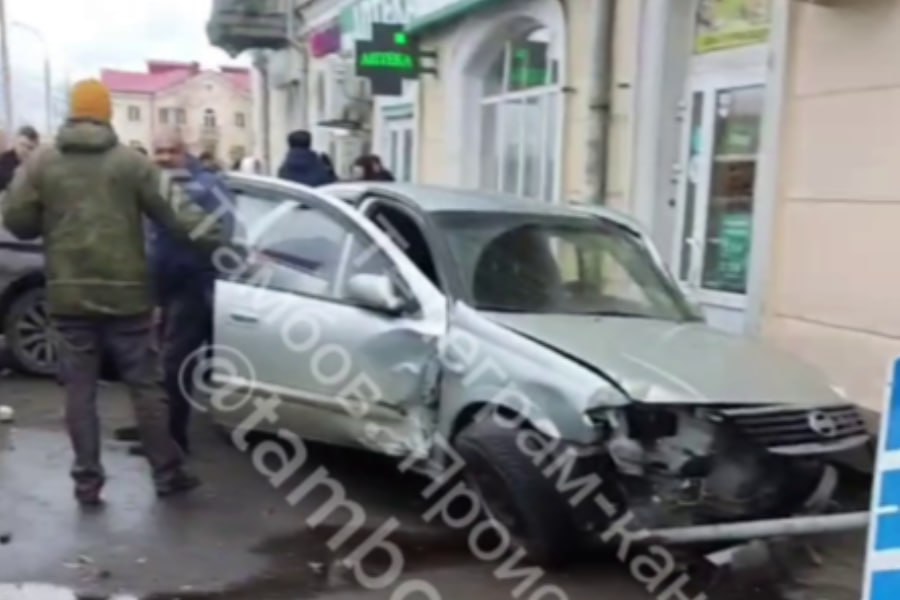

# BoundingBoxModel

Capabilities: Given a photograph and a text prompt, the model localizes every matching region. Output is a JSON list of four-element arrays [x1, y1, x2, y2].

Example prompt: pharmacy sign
[[355, 23, 435, 96]]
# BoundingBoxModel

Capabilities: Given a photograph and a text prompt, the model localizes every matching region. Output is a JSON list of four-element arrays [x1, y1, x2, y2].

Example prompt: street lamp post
[[0, 0, 14, 141], [11, 21, 52, 135]]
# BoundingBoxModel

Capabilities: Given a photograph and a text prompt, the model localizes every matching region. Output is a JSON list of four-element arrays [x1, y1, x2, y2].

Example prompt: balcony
[[207, 0, 288, 57]]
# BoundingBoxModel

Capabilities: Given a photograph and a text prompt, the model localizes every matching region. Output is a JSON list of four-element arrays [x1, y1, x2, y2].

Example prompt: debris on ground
[[0, 405, 14, 423], [0, 533, 11, 545]]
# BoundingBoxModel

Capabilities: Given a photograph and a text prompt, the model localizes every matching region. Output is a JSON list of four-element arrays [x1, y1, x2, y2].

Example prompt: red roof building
[[101, 60, 254, 162]]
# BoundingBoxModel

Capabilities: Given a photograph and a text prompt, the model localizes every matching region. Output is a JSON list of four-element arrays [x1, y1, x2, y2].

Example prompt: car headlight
[[583, 386, 630, 430]]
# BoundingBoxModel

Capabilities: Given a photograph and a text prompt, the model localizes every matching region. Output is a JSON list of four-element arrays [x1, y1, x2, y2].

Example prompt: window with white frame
[[479, 26, 560, 202]]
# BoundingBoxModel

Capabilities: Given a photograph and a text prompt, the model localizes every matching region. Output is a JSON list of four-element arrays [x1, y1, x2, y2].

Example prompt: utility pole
[[0, 0, 14, 144], [12, 22, 53, 135]]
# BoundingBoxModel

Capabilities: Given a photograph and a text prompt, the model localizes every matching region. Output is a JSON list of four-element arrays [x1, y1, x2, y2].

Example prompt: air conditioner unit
[[267, 46, 302, 88]]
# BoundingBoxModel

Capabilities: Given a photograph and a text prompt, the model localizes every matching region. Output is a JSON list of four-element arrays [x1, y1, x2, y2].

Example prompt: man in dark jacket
[[277, 130, 336, 187], [0, 125, 39, 192], [148, 129, 236, 454], [2, 80, 222, 505], [369, 154, 396, 182]]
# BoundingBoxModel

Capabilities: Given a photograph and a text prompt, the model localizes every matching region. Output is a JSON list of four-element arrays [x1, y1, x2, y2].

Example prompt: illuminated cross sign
[[509, 41, 550, 90], [355, 24, 435, 96]]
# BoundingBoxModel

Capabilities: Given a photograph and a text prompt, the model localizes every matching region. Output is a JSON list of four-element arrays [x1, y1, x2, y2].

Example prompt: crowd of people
[[0, 77, 404, 508], [1, 79, 232, 505], [165, 126, 395, 187]]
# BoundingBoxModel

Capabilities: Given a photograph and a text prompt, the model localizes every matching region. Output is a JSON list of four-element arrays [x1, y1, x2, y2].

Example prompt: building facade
[[761, 0, 900, 413], [102, 60, 254, 165]]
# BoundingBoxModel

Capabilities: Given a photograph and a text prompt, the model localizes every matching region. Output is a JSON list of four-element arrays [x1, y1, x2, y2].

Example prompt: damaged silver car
[[211, 176, 872, 566]]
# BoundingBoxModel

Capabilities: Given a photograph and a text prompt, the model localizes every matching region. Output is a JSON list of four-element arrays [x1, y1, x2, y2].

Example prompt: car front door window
[[250, 204, 349, 299]]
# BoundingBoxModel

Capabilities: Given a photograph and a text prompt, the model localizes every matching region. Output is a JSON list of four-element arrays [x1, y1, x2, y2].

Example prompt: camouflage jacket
[[1, 121, 224, 317]]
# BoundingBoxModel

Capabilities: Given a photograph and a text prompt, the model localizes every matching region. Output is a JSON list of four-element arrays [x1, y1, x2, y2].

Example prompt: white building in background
[[102, 60, 254, 164]]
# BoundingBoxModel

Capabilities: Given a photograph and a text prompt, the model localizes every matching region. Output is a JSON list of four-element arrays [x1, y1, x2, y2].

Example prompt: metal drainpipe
[[585, 0, 617, 205], [287, 0, 312, 130], [253, 51, 272, 173]]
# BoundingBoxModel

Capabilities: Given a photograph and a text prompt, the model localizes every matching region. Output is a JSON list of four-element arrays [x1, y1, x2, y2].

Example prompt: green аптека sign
[[358, 50, 416, 72], [356, 23, 433, 96]]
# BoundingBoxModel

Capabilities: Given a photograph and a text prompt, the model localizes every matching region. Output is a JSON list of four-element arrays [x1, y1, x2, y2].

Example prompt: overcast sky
[[4, 0, 249, 130]]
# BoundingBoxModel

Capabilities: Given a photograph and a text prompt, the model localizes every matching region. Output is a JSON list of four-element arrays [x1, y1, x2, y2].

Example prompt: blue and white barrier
[[863, 359, 900, 600]]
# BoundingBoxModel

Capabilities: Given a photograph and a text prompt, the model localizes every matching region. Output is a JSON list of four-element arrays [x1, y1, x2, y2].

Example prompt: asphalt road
[[0, 373, 870, 600]]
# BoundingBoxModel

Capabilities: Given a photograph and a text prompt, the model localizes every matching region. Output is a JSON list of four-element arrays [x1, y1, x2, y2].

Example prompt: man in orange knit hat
[[2, 79, 225, 505]]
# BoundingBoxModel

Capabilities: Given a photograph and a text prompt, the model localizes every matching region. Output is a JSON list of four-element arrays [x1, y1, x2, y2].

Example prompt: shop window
[[478, 25, 560, 202], [700, 85, 764, 294], [127, 106, 141, 122]]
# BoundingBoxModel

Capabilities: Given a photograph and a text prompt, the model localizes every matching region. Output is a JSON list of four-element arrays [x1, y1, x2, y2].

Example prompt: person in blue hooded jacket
[[146, 130, 237, 453], [277, 130, 337, 187]]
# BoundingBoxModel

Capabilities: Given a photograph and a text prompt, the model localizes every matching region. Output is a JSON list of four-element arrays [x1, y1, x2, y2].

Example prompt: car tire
[[3, 287, 58, 376], [454, 416, 581, 567]]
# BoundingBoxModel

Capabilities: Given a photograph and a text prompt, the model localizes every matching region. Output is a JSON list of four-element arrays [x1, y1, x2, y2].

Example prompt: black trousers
[[55, 314, 184, 486], [160, 286, 213, 453]]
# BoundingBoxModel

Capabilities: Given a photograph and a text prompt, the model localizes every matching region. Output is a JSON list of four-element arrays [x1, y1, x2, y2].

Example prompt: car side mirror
[[346, 274, 416, 316]]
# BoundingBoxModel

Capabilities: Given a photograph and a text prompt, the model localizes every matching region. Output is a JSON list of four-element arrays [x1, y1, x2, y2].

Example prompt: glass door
[[384, 117, 415, 182], [674, 70, 765, 330]]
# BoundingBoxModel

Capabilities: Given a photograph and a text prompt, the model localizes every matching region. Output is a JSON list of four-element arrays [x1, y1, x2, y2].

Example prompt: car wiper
[[580, 310, 652, 318], [476, 304, 531, 313]]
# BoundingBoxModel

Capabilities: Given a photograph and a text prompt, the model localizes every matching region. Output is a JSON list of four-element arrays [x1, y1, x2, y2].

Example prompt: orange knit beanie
[[70, 79, 112, 123]]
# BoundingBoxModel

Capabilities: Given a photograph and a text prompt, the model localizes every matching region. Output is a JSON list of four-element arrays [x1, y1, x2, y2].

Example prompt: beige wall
[[112, 94, 153, 149], [112, 72, 253, 164], [561, 0, 638, 210], [157, 72, 254, 163], [765, 0, 900, 411], [417, 0, 638, 202], [418, 26, 455, 186]]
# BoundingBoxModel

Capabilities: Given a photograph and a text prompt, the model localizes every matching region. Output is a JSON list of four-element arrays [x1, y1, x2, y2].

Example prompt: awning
[[406, 0, 505, 36]]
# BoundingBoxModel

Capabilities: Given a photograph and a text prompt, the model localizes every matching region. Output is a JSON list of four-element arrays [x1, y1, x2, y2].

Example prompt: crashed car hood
[[485, 313, 845, 407]]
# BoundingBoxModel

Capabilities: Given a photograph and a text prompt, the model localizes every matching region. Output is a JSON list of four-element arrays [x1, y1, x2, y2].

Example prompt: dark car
[[0, 226, 52, 375]]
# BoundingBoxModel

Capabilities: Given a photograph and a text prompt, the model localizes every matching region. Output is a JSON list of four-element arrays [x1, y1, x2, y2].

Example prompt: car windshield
[[435, 211, 697, 321]]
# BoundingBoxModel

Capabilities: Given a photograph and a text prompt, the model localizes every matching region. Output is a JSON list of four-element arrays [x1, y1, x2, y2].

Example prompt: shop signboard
[[310, 21, 342, 58], [694, 0, 771, 54], [340, 0, 411, 52], [862, 359, 900, 600], [705, 210, 751, 293], [356, 23, 432, 96], [509, 41, 549, 90]]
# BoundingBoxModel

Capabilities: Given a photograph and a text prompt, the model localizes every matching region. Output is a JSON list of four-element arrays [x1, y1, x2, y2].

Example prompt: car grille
[[713, 404, 869, 455]]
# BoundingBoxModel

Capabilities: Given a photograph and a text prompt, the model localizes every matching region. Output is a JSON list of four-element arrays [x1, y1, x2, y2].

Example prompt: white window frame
[[475, 26, 562, 203]]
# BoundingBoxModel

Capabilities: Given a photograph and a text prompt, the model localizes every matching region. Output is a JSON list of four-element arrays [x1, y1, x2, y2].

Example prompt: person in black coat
[[369, 154, 396, 182], [0, 125, 39, 192], [277, 130, 337, 187]]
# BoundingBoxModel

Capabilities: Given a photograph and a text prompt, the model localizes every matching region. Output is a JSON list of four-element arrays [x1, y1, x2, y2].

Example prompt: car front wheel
[[454, 416, 581, 567], [3, 287, 58, 376]]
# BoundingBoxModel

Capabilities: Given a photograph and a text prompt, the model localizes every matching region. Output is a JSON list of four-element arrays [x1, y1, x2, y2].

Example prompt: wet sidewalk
[[0, 375, 872, 600], [0, 376, 449, 599]]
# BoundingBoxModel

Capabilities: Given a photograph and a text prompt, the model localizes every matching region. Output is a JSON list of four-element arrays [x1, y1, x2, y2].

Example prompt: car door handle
[[229, 312, 260, 324]]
